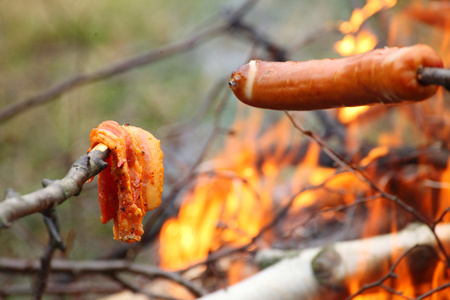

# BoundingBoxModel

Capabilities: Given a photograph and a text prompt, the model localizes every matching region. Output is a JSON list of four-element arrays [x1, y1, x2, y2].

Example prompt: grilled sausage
[[229, 44, 443, 111]]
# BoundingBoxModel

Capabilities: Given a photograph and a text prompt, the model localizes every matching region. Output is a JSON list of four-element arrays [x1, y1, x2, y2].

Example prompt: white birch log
[[198, 223, 450, 300]]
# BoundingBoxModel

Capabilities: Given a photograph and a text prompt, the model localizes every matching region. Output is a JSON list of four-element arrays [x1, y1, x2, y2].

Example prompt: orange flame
[[340, 0, 397, 34], [159, 111, 288, 270], [159, 177, 266, 269], [338, 105, 371, 124], [159, 106, 450, 297], [159, 2, 450, 297], [335, 0, 397, 56]]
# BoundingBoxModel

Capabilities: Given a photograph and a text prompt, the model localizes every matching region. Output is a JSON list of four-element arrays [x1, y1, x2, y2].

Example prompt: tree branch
[[0, 145, 110, 230], [109, 273, 182, 300], [33, 209, 66, 300], [0, 0, 258, 125], [0, 258, 206, 298]]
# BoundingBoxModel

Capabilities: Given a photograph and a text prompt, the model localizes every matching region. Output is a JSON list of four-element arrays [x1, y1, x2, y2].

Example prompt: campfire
[[157, 1, 450, 299], [1, 0, 450, 299]]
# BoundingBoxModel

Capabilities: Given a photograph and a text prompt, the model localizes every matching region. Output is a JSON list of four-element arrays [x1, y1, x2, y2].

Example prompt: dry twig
[[33, 209, 67, 300]]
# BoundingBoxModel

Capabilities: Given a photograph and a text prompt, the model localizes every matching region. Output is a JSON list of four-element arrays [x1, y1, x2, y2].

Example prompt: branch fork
[[0, 144, 110, 230]]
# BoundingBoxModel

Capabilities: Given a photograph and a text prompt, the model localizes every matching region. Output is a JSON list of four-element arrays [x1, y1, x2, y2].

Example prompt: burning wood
[[229, 44, 445, 111], [197, 223, 450, 300]]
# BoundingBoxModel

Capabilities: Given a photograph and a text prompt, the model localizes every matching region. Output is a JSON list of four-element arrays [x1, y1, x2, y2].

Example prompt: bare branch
[[33, 210, 66, 300], [415, 282, 450, 300], [109, 273, 182, 300], [33, 241, 57, 300], [0, 147, 109, 230], [346, 245, 424, 300], [0, 0, 257, 124], [0, 258, 206, 298]]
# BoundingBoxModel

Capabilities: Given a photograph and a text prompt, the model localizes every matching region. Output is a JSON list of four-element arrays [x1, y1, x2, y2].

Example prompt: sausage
[[229, 44, 443, 111], [89, 121, 164, 243]]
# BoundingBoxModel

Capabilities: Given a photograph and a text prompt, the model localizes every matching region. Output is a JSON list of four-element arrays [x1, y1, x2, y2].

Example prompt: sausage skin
[[229, 45, 443, 111]]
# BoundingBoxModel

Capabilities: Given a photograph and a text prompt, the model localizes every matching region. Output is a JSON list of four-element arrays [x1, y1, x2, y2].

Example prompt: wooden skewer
[[417, 67, 450, 92], [90, 143, 110, 153]]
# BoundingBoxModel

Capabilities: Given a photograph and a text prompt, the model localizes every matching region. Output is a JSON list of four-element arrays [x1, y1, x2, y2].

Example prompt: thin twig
[[0, 146, 109, 229], [160, 77, 229, 139], [109, 273, 183, 300], [179, 174, 340, 274], [228, 19, 287, 61], [415, 282, 450, 300], [33, 243, 56, 300], [286, 193, 384, 238], [346, 245, 425, 300], [33, 209, 66, 300], [287, 23, 339, 55]]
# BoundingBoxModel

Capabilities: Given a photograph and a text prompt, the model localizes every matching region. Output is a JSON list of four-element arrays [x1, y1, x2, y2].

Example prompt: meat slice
[[88, 121, 164, 243]]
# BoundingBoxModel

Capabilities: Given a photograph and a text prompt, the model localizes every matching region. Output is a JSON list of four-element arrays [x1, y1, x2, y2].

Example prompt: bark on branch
[[0, 147, 110, 230], [198, 223, 450, 300]]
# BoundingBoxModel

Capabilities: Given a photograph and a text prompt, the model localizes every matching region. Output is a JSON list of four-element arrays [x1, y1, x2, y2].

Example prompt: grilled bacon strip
[[229, 44, 443, 111], [88, 121, 164, 243]]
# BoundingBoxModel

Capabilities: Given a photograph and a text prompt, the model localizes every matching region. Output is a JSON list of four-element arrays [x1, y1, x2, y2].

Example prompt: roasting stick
[[417, 67, 450, 92], [90, 142, 110, 155], [229, 44, 446, 111]]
